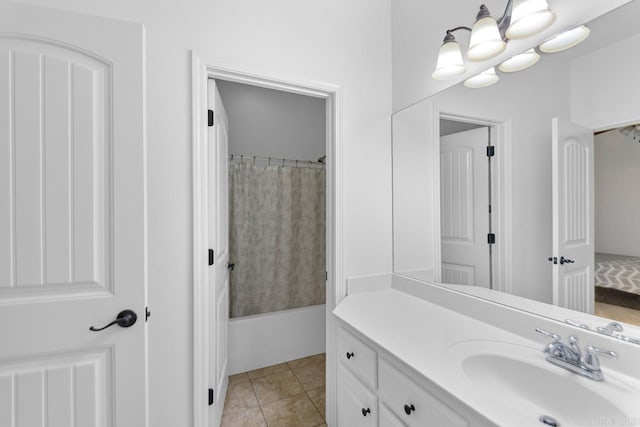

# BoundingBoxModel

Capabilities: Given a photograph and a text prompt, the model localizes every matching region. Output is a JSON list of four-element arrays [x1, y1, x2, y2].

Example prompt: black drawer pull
[[404, 403, 415, 415], [346, 352, 354, 359], [362, 408, 371, 417]]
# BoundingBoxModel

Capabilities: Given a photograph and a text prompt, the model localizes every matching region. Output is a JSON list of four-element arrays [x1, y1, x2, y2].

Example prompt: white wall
[[594, 131, 640, 257], [216, 80, 325, 160], [10, 1, 393, 426], [571, 33, 640, 130], [392, 100, 435, 281]]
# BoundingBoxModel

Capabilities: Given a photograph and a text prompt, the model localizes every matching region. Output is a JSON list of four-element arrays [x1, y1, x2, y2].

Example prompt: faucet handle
[[597, 321, 624, 336], [535, 328, 562, 342], [565, 319, 591, 329], [583, 345, 618, 371]]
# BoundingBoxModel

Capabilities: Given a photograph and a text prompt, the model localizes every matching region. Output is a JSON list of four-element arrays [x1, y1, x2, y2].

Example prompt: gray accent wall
[[217, 80, 326, 161], [440, 119, 484, 136]]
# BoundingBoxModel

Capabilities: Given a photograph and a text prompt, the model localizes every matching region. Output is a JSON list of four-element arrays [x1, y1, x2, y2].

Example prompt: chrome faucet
[[597, 321, 624, 336], [565, 319, 640, 345], [535, 328, 618, 381]]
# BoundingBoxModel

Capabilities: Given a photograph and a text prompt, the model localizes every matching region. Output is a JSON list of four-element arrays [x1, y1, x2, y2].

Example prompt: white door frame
[[433, 107, 513, 293], [191, 52, 343, 427]]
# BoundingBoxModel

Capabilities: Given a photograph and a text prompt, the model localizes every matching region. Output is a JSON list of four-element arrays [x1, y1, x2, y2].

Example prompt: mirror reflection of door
[[439, 120, 493, 288], [552, 118, 640, 323], [551, 117, 594, 313], [592, 123, 640, 324]]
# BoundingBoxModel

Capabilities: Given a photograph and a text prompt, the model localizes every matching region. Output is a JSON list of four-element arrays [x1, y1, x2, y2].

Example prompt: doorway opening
[[216, 79, 327, 370], [592, 124, 640, 326], [439, 118, 495, 289], [192, 60, 341, 427]]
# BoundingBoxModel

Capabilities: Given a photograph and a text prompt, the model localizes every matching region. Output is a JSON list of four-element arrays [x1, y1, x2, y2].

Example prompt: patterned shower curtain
[[229, 162, 326, 318]]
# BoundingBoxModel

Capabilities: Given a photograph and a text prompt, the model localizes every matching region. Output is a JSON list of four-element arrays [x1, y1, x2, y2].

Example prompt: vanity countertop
[[333, 286, 640, 427]]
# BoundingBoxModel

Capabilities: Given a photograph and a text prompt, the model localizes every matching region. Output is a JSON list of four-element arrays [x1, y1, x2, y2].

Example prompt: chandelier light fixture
[[498, 48, 540, 72], [539, 25, 590, 53], [468, 5, 507, 61], [432, 0, 591, 88], [506, 0, 556, 39], [464, 67, 500, 88]]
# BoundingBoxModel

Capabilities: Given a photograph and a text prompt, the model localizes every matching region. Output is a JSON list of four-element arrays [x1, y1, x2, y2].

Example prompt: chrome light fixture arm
[[442, 26, 471, 43], [496, 0, 515, 40]]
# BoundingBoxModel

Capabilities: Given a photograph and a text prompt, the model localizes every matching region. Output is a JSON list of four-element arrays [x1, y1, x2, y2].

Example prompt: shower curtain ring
[[240, 155, 244, 163], [282, 158, 285, 167], [268, 157, 271, 166], [295, 160, 298, 167], [253, 156, 256, 165]]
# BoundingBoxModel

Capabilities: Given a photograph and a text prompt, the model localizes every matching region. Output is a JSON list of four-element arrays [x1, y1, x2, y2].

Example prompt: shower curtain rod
[[229, 153, 325, 166]]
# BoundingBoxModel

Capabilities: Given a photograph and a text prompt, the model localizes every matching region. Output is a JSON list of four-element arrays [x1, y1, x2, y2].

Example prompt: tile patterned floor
[[222, 353, 326, 427]]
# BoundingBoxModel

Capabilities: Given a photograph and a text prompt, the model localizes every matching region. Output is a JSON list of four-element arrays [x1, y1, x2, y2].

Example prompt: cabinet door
[[380, 404, 407, 427], [338, 365, 377, 427]]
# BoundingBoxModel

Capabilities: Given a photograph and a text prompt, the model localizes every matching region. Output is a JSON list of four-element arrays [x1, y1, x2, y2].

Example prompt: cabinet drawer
[[338, 365, 378, 427], [337, 327, 377, 389], [380, 403, 407, 427], [379, 358, 468, 427]]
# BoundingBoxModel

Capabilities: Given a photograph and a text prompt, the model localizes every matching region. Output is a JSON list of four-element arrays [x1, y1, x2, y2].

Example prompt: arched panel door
[[552, 117, 594, 313], [0, 3, 147, 426]]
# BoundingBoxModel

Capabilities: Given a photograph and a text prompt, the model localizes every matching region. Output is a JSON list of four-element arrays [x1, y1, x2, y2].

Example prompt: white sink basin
[[447, 340, 640, 427]]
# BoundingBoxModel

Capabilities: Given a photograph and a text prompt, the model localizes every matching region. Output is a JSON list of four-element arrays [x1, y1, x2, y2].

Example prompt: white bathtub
[[227, 304, 326, 375]]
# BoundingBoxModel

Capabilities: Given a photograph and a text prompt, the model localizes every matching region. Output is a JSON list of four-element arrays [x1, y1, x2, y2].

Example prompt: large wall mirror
[[393, 1, 640, 344]]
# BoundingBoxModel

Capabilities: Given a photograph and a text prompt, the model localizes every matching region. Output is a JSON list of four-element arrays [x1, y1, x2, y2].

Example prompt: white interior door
[[206, 79, 229, 426], [440, 127, 491, 287], [552, 117, 594, 313], [0, 3, 147, 426]]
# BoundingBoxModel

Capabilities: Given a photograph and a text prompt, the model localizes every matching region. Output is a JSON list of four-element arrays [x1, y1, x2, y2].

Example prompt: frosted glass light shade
[[468, 16, 507, 61], [432, 40, 466, 79], [464, 67, 499, 88], [506, 0, 556, 39], [539, 25, 590, 53], [498, 48, 540, 72]]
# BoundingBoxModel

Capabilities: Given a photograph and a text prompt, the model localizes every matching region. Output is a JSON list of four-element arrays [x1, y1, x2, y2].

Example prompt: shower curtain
[[229, 162, 326, 318]]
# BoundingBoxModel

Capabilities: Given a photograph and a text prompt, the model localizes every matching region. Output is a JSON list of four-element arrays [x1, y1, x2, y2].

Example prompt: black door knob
[[560, 256, 575, 265], [362, 408, 371, 417], [90, 310, 138, 331], [346, 352, 354, 359], [404, 403, 415, 415]]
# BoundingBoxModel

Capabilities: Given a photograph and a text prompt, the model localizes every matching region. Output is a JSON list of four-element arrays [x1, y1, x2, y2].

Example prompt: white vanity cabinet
[[379, 404, 406, 427], [337, 324, 492, 427], [378, 358, 468, 427], [338, 365, 378, 427]]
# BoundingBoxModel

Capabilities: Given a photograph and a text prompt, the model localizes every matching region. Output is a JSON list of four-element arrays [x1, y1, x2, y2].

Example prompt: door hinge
[[145, 307, 151, 322], [208, 249, 214, 266], [486, 146, 495, 157], [208, 388, 214, 406], [208, 110, 214, 127], [487, 233, 496, 244]]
